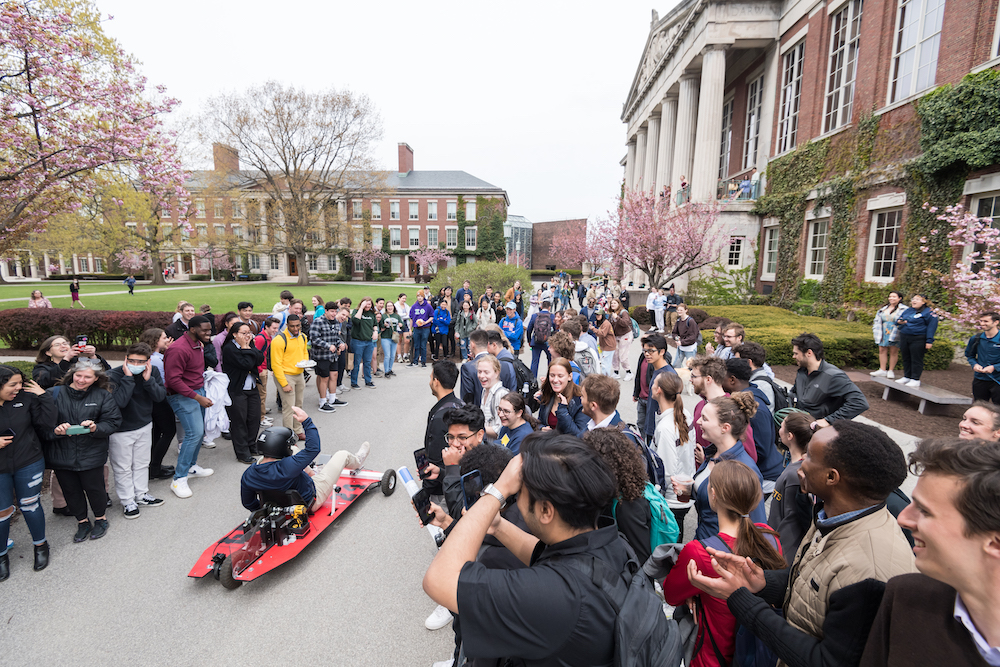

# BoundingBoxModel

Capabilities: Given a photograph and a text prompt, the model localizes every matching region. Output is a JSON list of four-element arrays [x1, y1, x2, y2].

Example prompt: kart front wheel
[[219, 555, 242, 590], [381, 469, 397, 496]]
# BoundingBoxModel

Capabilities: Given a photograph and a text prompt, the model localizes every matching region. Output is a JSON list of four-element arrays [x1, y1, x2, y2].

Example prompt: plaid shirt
[[309, 315, 343, 361]]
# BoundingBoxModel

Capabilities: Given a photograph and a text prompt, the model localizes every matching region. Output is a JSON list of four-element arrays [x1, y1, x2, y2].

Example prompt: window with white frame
[[807, 219, 830, 278], [889, 0, 945, 103], [270, 255, 280, 271], [248, 226, 261, 244], [764, 227, 780, 276], [353, 201, 362, 220], [354, 258, 363, 273], [372, 226, 382, 248], [390, 201, 400, 220], [307, 254, 318, 271], [778, 42, 805, 153], [214, 201, 224, 218], [409, 227, 420, 248], [126, 222, 137, 232], [161, 223, 172, 240], [160, 206, 171, 218], [233, 225, 244, 240], [825, 0, 863, 133], [371, 201, 381, 220], [447, 202, 457, 220], [195, 200, 206, 218], [465, 226, 477, 249], [232, 200, 244, 219], [213, 225, 224, 240], [719, 98, 734, 178], [353, 226, 363, 248], [180, 224, 190, 240], [374, 258, 383, 273], [427, 227, 439, 248], [327, 254, 338, 273], [409, 201, 419, 220], [868, 209, 903, 279], [970, 195, 1000, 272], [390, 227, 401, 248], [466, 202, 476, 221], [391, 256, 401, 273], [728, 237, 745, 267], [196, 225, 207, 239], [249, 254, 260, 270], [446, 227, 458, 248], [428, 201, 438, 220], [78, 257, 89, 272], [93, 258, 104, 273], [743, 75, 764, 170]]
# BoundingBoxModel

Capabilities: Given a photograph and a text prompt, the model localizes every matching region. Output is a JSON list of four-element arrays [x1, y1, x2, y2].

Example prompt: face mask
[[127, 365, 146, 375]]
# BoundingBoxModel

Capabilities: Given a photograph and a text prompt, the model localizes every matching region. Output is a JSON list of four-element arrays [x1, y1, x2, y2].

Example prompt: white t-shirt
[[653, 407, 696, 508]]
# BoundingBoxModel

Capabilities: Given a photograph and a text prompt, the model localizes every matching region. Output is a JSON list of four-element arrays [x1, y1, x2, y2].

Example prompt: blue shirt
[[966, 330, 1000, 381], [240, 418, 320, 510], [500, 315, 524, 351], [497, 421, 534, 454], [897, 306, 939, 342]]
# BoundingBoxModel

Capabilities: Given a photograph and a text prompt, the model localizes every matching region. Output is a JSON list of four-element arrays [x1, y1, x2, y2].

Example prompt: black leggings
[[434, 333, 449, 358], [899, 334, 928, 380], [150, 399, 176, 474], [227, 388, 261, 458], [54, 467, 107, 521]]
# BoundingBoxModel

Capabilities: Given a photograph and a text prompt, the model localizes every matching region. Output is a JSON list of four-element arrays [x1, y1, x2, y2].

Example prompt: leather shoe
[[33, 542, 49, 571], [52, 506, 74, 517], [149, 466, 175, 480], [236, 456, 255, 464], [0, 552, 8, 581]]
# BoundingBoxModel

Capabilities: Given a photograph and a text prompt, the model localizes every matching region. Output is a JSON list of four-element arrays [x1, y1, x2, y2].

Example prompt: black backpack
[[533, 311, 552, 344], [562, 552, 683, 667], [614, 422, 668, 492], [503, 356, 540, 412], [753, 375, 789, 414]]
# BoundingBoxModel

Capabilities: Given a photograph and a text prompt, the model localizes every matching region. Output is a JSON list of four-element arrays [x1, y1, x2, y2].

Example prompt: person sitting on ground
[[536, 358, 589, 436], [958, 401, 1000, 441], [688, 420, 916, 667], [789, 333, 869, 428], [496, 392, 538, 455], [664, 460, 784, 667], [860, 437, 1000, 667], [240, 406, 369, 514], [767, 411, 815, 564], [722, 358, 784, 490]]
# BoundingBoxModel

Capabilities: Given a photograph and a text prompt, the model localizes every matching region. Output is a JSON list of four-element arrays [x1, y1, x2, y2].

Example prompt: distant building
[[504, 214, 533, 268], [532, 219, 587, 271]]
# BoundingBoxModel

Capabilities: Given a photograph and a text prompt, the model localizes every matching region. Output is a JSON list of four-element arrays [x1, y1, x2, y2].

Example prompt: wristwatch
[[480, 483, 506, 509]]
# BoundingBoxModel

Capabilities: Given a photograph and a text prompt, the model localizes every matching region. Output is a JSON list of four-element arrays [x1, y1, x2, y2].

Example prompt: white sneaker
[[202, 438, 216, 448], [170, 477, 192, 499], [887, 370, 896, 379], [425, 604, 453, 630], [895, 376, 910, 384], [906, 379, 921, 387], [260, 418, 274, 427], [188, 465, 214, 478], [870, 369, 888, 377], [354, 441, 371, 469], [339, 384, 350, 393], [431, 660, 454, 667], [624, 371, 633, 381]]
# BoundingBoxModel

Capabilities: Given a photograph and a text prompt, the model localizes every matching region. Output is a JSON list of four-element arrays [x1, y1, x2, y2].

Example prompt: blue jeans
[[673, 348, 696, 368], [168, 390, 206, 480], [381, 338, 397, 373], [412, 327, 430, 364], [0, 457, 46, 552], [459, 337, 470, 359], [530, 343, 552, 378], [351, 339, 375, 385]]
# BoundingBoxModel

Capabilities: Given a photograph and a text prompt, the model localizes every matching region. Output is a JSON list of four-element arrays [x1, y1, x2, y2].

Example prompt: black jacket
[[221, 342, 264, 394], [164, 319, 189, 341], [790, 360, 869, 422], [0, 390, 57, 474], [538, 395, 589, 435], [423, 392, 462, 495], [108, 366, 167, 431], [43, 385, 122, 471]]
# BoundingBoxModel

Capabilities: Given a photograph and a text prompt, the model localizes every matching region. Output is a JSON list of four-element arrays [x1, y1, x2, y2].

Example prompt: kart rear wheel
[[219, 555, 242, 590], [381, 469, 397, 496]]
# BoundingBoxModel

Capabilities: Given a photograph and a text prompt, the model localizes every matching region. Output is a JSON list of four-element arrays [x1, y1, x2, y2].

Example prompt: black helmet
[[257, 427, 296, 459]]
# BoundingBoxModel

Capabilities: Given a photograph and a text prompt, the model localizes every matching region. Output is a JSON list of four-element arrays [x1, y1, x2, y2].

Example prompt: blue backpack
[[613, 482, 680, 554], [696, 534, 781, 667]]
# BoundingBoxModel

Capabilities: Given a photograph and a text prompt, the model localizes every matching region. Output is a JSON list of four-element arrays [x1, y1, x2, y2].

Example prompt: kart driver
[[240, 406, 370, 513]]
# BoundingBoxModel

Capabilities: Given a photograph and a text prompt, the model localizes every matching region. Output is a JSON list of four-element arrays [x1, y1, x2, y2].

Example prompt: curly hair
[[582, 427, 647, 502], [710, 391, 757, 440]]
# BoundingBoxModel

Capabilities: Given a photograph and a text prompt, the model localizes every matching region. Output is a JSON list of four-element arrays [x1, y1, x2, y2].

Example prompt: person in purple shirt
[[241, 406, 369, 512], [408, 292, 434, 368]]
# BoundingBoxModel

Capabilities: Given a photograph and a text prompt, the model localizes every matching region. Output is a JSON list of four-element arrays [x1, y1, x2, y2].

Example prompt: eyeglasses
[[642, 348, 658, 355], [689, 373, 703, 379], [444, 432, 478, 445], [497, 407, 514, 415]]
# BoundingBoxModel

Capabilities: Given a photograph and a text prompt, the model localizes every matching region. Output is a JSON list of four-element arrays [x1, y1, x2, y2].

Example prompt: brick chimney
[[398, 143, 414, 176], [213, 143, 240, 173]]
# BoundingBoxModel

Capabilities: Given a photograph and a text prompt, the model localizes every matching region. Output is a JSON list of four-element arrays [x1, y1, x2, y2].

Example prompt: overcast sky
[[95, 0, 678, 224]]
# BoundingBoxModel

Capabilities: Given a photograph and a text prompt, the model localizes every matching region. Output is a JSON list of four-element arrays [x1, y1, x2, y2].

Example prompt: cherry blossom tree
[[409, 246, 451, 275], [0, 0, 185, 276], [920, 203, 1000, 329], [548, 226, 611, 273], [596, 188, 730, 289], [349, 246, 390, 272], [114, 249, 151, 273]]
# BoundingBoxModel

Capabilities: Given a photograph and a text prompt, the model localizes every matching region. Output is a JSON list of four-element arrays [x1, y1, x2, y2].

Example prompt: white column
[[58, 253, 65, 275], [625, 141, 637, 190], [672, 73, 700, 201], [71, 254, 78, 274], [643, 114, 660, 194], [633, 127, 648, 192], [756, 44, 780, 176], [43, 252, 50, 277], [656, 93, 678, 196], [28, 251, 36, 278], [692, 46, 728, 202]]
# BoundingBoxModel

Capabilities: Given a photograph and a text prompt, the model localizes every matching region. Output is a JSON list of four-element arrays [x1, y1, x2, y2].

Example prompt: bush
[[699, 305, 954, 370], [45, 274, 129, 281], [429, 262, 533, 298], [236, 273, 267, 281], [188, 274, 210, 281], [373, 275, 396, 282], [2, 360, 35, 377], [687, 307, 710, 324], [629, 305, 651, 325], [530, 269, 583, 277], [797, 279, 821, 303]]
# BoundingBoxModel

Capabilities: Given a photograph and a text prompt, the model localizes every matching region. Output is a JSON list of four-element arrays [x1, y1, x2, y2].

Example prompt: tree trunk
[[149, 254, 167, 285], [296, 250, 310, 285]]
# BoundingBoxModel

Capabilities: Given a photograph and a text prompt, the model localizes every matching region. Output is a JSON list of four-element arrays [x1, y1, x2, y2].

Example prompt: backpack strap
[[558, 554, 629, 614]]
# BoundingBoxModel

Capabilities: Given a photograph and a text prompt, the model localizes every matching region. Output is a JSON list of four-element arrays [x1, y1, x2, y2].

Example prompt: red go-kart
[[188, 467, 396, 589]]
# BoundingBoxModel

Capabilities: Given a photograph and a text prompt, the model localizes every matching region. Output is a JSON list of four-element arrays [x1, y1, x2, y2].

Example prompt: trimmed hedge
[[428, 262, 533, 298], [701, 306, 954, 370], [629, 306, 651, 325], [2, 360, 36, 377], [46, 274, 129, 281]]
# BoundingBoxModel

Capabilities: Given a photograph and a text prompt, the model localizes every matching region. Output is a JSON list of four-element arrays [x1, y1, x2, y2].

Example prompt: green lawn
[[0, 281, 422, 313]]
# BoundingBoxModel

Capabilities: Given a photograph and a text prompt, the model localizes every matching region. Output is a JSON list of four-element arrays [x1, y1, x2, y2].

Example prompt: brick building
[[531, 219, 588, 271], [622, 0, 1000, 295], [156, 143, 509, 280]]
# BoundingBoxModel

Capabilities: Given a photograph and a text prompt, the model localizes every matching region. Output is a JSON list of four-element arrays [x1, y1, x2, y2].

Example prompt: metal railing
[[717, 177, 760, 201]]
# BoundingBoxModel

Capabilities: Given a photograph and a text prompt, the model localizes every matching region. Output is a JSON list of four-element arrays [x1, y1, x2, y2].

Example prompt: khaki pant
[[275, 372, 305, 434], [666, 311, 679, 333], [258, 370, 269, 418], [310, 450, 362, 512]]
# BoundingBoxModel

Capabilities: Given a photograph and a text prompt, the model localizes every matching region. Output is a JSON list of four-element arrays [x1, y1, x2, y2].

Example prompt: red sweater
[[663, 526, 780, 667]]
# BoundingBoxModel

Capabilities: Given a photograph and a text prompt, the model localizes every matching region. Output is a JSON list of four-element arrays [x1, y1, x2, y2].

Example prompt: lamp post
[[515, 240, 521, 268]]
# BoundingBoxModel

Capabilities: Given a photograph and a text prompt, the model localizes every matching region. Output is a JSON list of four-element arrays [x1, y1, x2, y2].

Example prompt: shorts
[[878, 340, 900, 349], [314, 358, 333, 378]]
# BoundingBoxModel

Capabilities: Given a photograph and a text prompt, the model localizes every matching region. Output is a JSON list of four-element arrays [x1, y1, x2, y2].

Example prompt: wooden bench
[[869, 376, 972, 415]]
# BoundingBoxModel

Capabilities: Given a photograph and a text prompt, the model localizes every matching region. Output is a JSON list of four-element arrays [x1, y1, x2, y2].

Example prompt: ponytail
[[710, 460, 785, 570], [655, 372, 689, 445]]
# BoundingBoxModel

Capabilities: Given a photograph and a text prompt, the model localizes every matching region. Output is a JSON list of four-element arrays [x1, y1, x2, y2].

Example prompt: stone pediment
[[624, 0, 700, 117]]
